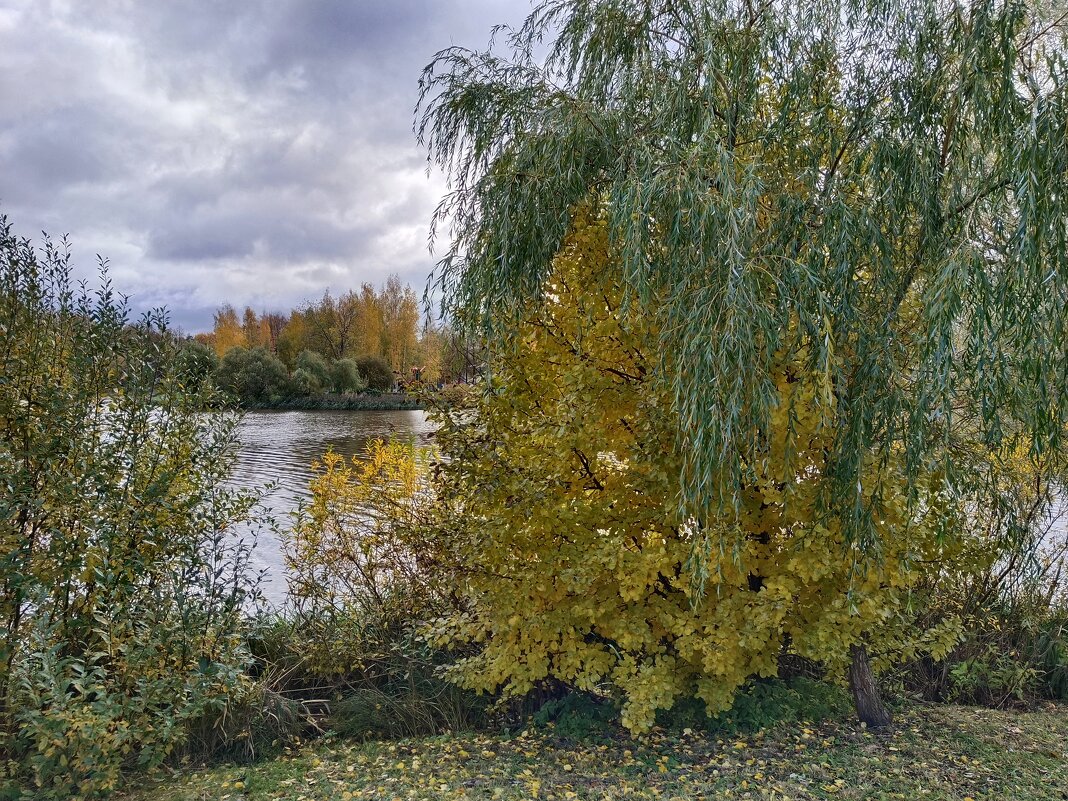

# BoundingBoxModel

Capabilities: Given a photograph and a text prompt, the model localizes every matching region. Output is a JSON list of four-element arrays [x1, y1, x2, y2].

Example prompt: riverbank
[[122, 703, 1066, 800], [247, 392, 423, 411]]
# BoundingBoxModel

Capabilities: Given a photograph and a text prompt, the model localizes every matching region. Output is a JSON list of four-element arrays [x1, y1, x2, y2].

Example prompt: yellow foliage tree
[[428, 206, 968, 732], [212, 303, 246, 357], [380, 275, 420, 373]]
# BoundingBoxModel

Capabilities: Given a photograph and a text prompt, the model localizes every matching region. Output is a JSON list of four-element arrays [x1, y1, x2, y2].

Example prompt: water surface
[[232, 409, 434, 604]]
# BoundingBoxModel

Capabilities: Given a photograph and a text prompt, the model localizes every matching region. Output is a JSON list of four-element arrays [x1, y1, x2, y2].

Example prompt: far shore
[[244, 392, 424, 412]]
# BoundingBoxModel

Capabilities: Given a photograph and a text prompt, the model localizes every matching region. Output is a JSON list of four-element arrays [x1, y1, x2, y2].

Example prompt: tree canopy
[[427, 206, 969, 732], [417, 0, 1068, 577]]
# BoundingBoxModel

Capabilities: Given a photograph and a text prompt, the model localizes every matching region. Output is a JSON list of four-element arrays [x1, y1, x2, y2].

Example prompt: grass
[[120, 703, 1068, 800]]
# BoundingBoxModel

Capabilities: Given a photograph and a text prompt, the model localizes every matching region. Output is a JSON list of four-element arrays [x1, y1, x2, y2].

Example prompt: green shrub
[[946, 648, 1040, 705], [0, 215, 262, 798], [936, 596, 1068, 707], [216, 346, 292, 404], [331, 661, 486, 741], [291, 366, 324, 396], [531, 693, 618, 742], [175, 338, 219, 392], [355, 354, 393, 392], [295, 350, 331, 391], [658, 678, 851, 735], [282, 438, 488, 741], [1036, 614, 1068, 700], [179, 681, 305, 764], [330, 358, 366, 394]]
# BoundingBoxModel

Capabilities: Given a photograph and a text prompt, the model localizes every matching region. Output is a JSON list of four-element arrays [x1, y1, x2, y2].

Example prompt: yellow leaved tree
[[428, 205, 970, 732]]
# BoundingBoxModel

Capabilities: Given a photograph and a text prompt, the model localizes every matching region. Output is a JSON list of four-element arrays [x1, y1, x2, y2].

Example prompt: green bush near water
[[330, 357, 366, 394], [294, 350, 332, 392], [215, 346, 292, 405], [0, 217, 263, 799], [355, 354, 393, 392]]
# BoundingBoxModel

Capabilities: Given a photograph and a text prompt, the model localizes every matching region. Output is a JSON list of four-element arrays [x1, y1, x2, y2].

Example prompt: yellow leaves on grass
[[133, 704, 1068, 801]]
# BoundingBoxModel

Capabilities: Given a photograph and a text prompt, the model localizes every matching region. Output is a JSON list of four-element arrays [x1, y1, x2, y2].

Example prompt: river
[[232, 409, 1067, 607], [231, 409, 435, 605]]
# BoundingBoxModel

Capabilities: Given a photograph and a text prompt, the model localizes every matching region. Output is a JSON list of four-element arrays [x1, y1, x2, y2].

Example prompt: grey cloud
[[0, 0, 532, 330], [147, 200, 378, 264]]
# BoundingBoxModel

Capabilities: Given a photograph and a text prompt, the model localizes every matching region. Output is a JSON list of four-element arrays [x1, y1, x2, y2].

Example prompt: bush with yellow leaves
[[283, 439, 485, 736], [0, 217, 262, 799], [426, 206, 975, 733]]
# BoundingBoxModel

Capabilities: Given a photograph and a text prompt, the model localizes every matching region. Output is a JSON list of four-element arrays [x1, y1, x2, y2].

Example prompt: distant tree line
[[183, 275, 482, 406]]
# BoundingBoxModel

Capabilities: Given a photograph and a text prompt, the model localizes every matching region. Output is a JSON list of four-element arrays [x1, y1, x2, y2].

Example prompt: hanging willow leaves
[[417, 0, 1068, 587]]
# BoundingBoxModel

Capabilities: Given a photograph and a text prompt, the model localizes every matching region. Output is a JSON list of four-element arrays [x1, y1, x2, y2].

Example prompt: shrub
[[355, 354, 393, 392], [179, 680, 305, 764], [899, 440, 1068, 707], [329, 634, 486, 740], [330, 358, 366, 394], [175, 338, 219, 392], [215, 346, 291, 405], [0, 216, 262, 798], [282, 439, 484, 738], [291, 367, 324, 396], [295, 350, 331, 391], [933, 593, 1068, 706], [531, 693, 618, 742], [658, 678, 852, 736], [285, 441, 441, 672]]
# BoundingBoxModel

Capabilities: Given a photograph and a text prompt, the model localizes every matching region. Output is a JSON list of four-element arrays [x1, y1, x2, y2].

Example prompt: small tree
[[330, 357, 367, 394], [295, 349, 332, 391], [419, 0, 1068, 726], [215, 346, 291, 405], [291, 367, 324, 396], [356, 354, 394, 392]]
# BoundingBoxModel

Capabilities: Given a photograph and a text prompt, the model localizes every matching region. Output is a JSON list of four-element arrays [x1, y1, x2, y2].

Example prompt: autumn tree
[[419, 0, 1068, 726], [429, 208, 966, 733], [353, 283, 382, 357], [262, 311, 288, 351], [211, 303, 245, 357], [379, 275, 420, 372], [303, 291, 363, 361], [193, 331, 215, 350], [276, 311, 309, 368], [241, 306, 264, 349], [415, 323, 444, 383]]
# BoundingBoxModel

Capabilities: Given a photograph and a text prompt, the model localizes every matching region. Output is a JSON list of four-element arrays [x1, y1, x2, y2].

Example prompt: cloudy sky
[[0, 0, 530, 332]]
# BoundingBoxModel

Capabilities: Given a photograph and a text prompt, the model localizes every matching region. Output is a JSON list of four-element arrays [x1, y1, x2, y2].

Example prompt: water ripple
[[230, 409, 434, 605]]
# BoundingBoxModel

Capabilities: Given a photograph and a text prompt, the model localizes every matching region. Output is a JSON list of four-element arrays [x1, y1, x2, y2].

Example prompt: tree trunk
[[848, 643, 892, 729]]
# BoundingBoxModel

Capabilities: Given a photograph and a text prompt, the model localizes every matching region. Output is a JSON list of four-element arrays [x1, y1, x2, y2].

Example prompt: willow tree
[[417, 0, 1068, 726]]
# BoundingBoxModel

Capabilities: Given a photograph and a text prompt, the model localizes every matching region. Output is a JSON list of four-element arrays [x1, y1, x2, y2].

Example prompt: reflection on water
[[231, 409, 435, 605]]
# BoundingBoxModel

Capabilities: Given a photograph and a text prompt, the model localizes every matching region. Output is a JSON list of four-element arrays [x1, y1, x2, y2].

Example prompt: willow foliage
[[418, 0, 1068, 579]]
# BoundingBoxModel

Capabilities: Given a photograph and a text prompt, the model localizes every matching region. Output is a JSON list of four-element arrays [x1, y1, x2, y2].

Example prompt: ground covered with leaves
[[123, 704, 1067, 801]]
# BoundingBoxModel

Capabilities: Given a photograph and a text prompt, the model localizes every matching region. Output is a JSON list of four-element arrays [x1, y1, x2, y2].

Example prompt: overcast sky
[[0, 0, 530, 332]]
